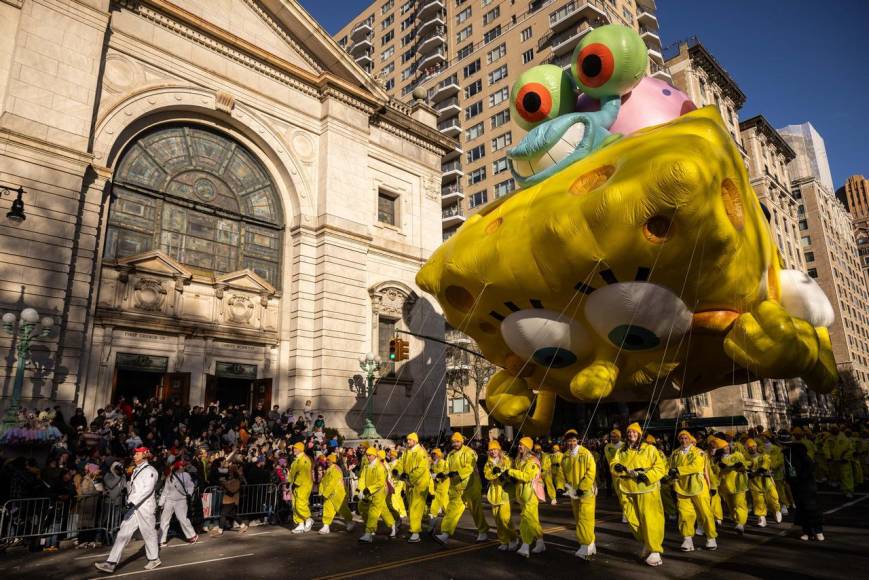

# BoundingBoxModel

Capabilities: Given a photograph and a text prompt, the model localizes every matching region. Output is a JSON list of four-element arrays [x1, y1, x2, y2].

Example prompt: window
[[622, 6, 633, 23], [456, 25, 473, 43], [384, 78, 394, 91], [401, 32, 414, 46], [521, 27, 533, 41], [465, 122, 485, 141], [483, 7, 500, 25], [522, 48, 534, 64], [489, 87, 509, 107], [381, 0, 394, 14], [465, 101, 483, 119], [808, 268, 818, 278], [457, 44, 473, 60], [491, 109, 510, 128], [338, 36, 347, 47], [494, 178, 515, 198], [799, 219, 808, 230], [464, 79, 483, 98], [381, 46, 395, 60], [401, 15, 414, 30], [469, 190, 488, 208], [382, 30, 394, 44], [801, 235, 811, 246], [400, 0, 413, 14], [449, 397, 470, 414], [457, 6, 472, 23], [491, 132, 512, 152], [381, 14, 394, 28], [463, 58, 481, 78], [382, 62, 395, 75], [487, 43, 506, 64], [483, 25, 502, 44], [401, 49, 414, 63], [468, 167, 486, 185], [378, 189, 398, 225], [493, 157, 509, 175], [488, 64, 508, 85], [467, 144, 485, 163]]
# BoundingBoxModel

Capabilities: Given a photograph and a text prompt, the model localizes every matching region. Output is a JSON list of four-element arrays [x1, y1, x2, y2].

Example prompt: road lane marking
[[824, 494, 869, 514], [313, 526, 566, 580], [86, 552, 255, 579], [74, 531, 274, 560]]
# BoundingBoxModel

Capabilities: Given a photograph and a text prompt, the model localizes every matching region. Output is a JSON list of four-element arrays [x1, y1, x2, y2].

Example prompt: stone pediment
[[115, 250, 192, 280], [215, 269, 277, 295]]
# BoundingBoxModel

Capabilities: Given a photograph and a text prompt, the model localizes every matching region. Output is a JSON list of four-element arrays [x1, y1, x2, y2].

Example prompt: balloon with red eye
[[571, 24, 647, 99], [509, 65, 576, 131]]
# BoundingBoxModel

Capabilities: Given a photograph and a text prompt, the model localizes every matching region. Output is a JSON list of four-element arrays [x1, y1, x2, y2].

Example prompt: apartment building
[[839, 174, 869, 281], [780, 122, 836, 194], [335, 0, 667, 241]]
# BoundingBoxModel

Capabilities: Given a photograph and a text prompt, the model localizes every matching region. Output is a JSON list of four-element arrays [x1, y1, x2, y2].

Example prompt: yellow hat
[[378, 449, 386, 460], [610, 429, 622, 437], [388, 449, 398, 458], [292, 442, 305, 451], [451, 432, 465, 443], [626, 422, 643, 435], [533, 444, 543, 452], [326, 453, 337, 464], [488, 440, 501, 451], [432, 448, 443, 457], [709, 437, 728, 450], [746, 438, 758, 448], [407, 432, 419, 443], [365, 446, 378, 457], [564, 429, 579, 438], [519, 436, 534, 450], [552, 445, 561, 452], [678, 430, 695, 442], [645, 434, 657, 444]]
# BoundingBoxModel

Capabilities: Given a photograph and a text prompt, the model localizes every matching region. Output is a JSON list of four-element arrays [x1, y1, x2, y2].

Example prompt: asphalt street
[[2, 492, 866, 580]]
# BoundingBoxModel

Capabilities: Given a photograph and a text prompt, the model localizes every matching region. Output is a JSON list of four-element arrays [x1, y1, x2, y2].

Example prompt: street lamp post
[[1, 308, 54, 432], [357, 352, 385, 439]]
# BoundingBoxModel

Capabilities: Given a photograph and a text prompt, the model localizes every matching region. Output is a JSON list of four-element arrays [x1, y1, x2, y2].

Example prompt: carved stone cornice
[[240, 0, 323, 74]]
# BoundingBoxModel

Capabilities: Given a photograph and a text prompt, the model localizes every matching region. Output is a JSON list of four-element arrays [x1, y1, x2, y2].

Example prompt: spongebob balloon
[[416, 25, 838, 436]]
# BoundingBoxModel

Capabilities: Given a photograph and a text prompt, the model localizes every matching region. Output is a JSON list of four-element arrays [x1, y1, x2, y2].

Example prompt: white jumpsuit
[[108, 461, 160, 564], [159, 471, 197, 543]]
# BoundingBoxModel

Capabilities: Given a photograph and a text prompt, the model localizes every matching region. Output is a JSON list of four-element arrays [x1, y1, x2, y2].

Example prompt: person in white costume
[[159, 460, 199, 546]]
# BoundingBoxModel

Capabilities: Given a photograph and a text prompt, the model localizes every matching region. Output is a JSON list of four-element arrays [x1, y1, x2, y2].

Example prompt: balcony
[[418, 28, 446, 55], [647, 47, 663, 63], [442, 203, 466, 227], [545, 52, 574, 71], [429, 74, 460, 102], [649, 61, 671, 80], [418, 11, 446, 35], [441, 184, 465, 206], [637, 9, 658, 27], [418, 47, 446, 71], [441, 160, 463, 181], [442, 144, 462, 162], [349, 35, 372, 55], [549, 22, 593, 56], [351, 21, 372, 41], [438, 118, 461, 137], [355, 50, 373, 67], [548, 0, 608, 34], [436, 96, 461, 118], [418, 0, 444, 20], [640, 26, 662, 50]]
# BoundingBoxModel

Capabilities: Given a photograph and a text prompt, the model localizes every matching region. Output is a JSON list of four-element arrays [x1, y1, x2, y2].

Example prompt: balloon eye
[[607, 325, 660, 351], [515, 82, 553, 124], [577, 43, 614, 89], [532, 347, 577, 369]]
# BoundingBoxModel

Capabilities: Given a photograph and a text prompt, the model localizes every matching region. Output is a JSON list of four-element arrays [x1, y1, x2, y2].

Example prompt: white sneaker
[[575, 542, 596, 560], [705, 538, 717, 550], [774, 511, 782, 524], [304, 518, 314, 532], [358, 533, 373, 543], [696, 526, 705, 536], [517, 543, 530, 558], [716, 519, 723, 526], [498, 543, 510, 551], [781, 506, 789, 516], [292, 522, 306, 534], [815, 533, 825, 541], [532, 538, 546, 554], [476, 532, 489, 542], [319, 525, 330, 535], [390, 524, 397, 538], [94, 562, 116, 574], [433, 532, 449, 545], [408, 532, 421, 543], [144, 559, 162, 571], [550, 499, 557, 506], [507, 539, 519, 551], [736, 524, 745, 535], [345, 522, 355, 533], [239, 523, 248, 534], [757, 516, 767, 528], [159, 541, 168, 548], [621, 514, 627, 524], [680, 537, 695, 552], [645, 552, 663, 567], [800, 534, 809, 541]]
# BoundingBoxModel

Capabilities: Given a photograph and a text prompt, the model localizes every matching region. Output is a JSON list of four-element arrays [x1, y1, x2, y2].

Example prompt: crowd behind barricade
[[1, 398, 867, 572]]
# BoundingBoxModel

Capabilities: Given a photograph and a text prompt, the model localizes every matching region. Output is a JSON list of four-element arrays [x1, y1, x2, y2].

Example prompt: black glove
[[392, 469, 400, 478], [447, 471, 458, 478], [498, 473, 510, 483], [710, 489, 717, 497], [125, 502, 135, 511], [492, 466, 502, 475], [668, 468, 679, 478], [635, 473, 650, 485], [613, 463, 626, 474], [552, 463, 560, 467], [435, 473, 446, 482], [400, 473, 410, 482], [292, 483, 299, 491], [363, 488, 372, 498]]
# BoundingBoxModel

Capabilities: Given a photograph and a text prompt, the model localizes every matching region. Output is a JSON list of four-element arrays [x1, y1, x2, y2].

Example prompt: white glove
[[564, 484, 578, 500]]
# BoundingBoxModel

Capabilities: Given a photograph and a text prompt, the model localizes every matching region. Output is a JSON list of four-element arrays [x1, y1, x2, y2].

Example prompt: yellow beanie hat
[[610, 428, 622, 437], [326, 453, 337, 464], [407, 432, 419, 443], [488, 440, 501, 451], [292, 442, 305, 451], [378, 449, 386, 460], [552, 444, 561, 452], [746, 438, 758, 448], [709, 437, 728, 450], [645, 434, 657, 444], [365, 446, 378, 457], [432, 448, 443, 457], [678, 430, 695, 442], [626, 422, 643, 435], [564, 429, 579, 438], [451, 432, 465, 443], [519, 436, 534, 450]]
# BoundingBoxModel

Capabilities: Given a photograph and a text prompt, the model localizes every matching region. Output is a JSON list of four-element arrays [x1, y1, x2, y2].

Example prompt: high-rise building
[[793, 176, 869, 416], [839, 175, 869, 281], [335, 0, 668, 242], [779, 122, 836, 194]]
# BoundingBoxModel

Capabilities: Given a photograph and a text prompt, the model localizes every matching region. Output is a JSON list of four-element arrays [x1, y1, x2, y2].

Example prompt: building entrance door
[[204, 362, 264, 412], [112, 352, 170, 404]]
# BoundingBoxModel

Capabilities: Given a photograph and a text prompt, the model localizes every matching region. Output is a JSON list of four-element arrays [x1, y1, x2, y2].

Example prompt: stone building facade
[[840, 174, 869, 282], [0, 0, 456, 436]]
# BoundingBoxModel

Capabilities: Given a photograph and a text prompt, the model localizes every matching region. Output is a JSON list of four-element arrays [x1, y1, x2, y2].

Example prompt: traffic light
[[389, 338, 397, 361], [397, 338, 410, 361]]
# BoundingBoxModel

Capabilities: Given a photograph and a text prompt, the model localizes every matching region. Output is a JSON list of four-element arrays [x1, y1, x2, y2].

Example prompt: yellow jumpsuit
[[387, 459, 408, 520], [484, 456, 517, 545], [320, 463, 352, 526], [542, 454, 557, 501], [562, 445, 596, 547], [718, 451, 749, 526], [441, 445, 489, 536], [551, 451, 565, 492], [829, 433, 855, 494], [669, 446, 717, 540], [849, 435, 864, 487], [508, 456, 543, 545], [605, 442, 625, 507], [747, 452, 780, 517], [822, 434, 838, 485], [611, 443, 666, 554], [395, 445, 431, 534], [706, 452, 724, 522], [288, 453, 313, 524], [429, 458, 450, 518], [815, 434, 829, 482], [657, 447, 677, 519], [360, 459, 395, 534], [767, 443, 794, 508]]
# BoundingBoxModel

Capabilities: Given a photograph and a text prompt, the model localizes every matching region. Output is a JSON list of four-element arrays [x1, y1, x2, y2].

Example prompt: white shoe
[[680, 537, 695, 552], [550, 499, 557, 505], [345, 522, 355, 533], [815, 533, 825, 541], [705, 538, 717, 550], [532, 538, 546, 554], [433, 532, 449, 545], [239, 523, 248, 534], [621, 514, 628, 524], [408, 533, 420, 543], [292, 522, 306, 534], [757, 516, 767, 528], [304, 518, 314, 532], [498, 543, 510, 551], [358, 533, 373, 543], [736, 524, 745, 535], [94, 562, 116, 574], [716, 519, 723, 526], [144, 559, 162, 570], [517, 543, 530, 558], [696, 526, 705, 536], [507, 539, 519, 551], [318, 525, 330, 535], [781, 506, 789, 516], [800, 534, 809, 541], [476, 532, 489, 542], [390, 524, 397, 538], [646, 552, 663, 567], [575, 542, 596, 560], [159, 541, 168, 548], [774, 511, 782, 523]]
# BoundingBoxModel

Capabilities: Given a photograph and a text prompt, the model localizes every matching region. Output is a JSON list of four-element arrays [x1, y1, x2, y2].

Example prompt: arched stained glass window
[[105, 125, 284, 286]]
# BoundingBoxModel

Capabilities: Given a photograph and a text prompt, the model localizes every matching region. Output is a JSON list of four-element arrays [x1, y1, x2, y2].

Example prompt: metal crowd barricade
[[201, 483, 279, 526], [0, 494, 127, 548]]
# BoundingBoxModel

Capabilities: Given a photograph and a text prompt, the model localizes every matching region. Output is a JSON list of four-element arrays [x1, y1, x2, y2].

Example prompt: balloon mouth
[[691, 310, 740, 333]]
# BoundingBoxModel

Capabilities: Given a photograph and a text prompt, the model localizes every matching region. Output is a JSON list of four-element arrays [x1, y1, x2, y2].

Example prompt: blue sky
[[300, 1, 869, 188]]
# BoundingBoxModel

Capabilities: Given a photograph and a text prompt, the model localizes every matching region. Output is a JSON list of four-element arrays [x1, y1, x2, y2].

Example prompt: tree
[[830, 368, 867, 420], [444, 331, 496, 439]]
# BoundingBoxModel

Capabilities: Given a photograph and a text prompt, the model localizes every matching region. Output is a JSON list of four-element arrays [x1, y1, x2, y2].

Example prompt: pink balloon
[[576, 76, 696, 136]]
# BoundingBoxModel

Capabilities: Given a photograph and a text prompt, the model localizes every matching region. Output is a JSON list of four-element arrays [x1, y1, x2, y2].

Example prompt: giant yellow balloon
[[416, 107, 837, 435]]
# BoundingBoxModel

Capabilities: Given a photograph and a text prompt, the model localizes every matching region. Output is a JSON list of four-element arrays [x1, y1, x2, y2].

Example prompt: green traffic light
[[389, 353, 396, 360]]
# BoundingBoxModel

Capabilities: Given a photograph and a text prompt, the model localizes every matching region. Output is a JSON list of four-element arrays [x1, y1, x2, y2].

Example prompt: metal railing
[[0, 494, 126, 548]]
